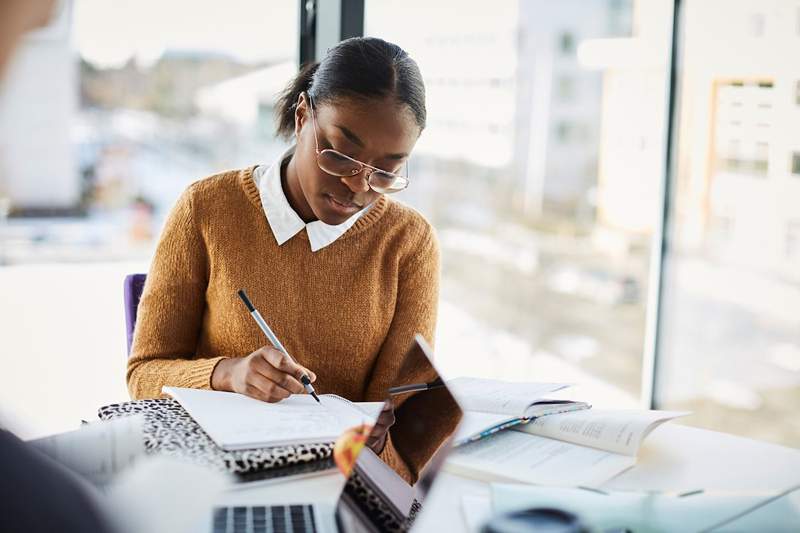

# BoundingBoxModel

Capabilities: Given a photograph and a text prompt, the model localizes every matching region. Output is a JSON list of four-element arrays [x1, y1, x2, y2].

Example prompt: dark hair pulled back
[[275, 37, 426, 140]]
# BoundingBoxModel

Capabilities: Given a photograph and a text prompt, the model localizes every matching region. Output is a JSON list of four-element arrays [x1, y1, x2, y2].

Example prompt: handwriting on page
[[221, 396, 346, 442]]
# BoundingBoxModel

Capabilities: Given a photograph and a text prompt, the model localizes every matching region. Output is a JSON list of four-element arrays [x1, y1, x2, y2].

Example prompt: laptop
[[209, 334, 463, 533]]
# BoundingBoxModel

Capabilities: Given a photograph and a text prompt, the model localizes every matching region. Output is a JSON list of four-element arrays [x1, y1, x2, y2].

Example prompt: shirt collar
[[257, 146, 371, 252]]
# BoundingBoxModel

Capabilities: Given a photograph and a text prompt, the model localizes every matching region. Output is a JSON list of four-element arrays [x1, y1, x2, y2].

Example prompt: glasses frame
[[306, 93, 410, 194]]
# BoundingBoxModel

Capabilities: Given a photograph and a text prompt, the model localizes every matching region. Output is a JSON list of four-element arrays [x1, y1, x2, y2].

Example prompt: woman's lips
[[325, 194, 361, 215]]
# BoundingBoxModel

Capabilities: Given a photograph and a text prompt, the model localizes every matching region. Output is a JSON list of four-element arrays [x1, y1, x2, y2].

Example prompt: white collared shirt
[[256, 147, 371, 252]]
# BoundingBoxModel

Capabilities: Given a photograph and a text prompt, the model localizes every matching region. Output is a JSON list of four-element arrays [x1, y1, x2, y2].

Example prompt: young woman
[[126, 37, 443, 481]]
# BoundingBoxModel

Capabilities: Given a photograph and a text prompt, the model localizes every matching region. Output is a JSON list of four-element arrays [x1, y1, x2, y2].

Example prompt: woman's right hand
[[211, 346, 317, 403]]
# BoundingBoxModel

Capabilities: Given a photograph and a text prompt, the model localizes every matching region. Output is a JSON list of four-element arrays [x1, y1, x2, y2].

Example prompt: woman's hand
[[366, 401, 396, 454], [211, 346, 316, 403]]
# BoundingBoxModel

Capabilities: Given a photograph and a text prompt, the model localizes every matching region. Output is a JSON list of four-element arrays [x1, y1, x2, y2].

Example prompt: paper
[[164, 387, 377, 450], [446, 430, 635, 486], [446, 377, 569, 416], [517, 409, 688, 456], [28, 415, 146, 486]]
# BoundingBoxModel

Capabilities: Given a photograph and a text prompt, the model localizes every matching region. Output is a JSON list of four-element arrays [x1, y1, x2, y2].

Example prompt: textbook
[[446, 409, 689, 486], [163, 387, 383, 451], [447, 377, 590, 445]]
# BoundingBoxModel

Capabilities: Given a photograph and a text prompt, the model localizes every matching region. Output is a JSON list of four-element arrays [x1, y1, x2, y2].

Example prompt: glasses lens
[[318, 150, 360, 176], [369, 172, 408, 194]]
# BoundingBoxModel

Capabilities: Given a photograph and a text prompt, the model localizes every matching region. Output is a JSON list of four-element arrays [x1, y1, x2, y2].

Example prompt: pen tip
[[311, 392, 320, 403]]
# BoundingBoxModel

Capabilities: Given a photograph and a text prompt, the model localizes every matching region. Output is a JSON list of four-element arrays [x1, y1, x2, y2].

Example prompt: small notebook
[[163, 387, 383, 451]]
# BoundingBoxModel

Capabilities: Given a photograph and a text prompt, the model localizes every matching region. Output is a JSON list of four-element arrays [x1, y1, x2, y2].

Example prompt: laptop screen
[[334, 335, 463, 533]]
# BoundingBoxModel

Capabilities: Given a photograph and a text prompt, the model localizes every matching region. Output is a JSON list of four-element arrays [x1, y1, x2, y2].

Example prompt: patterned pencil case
[[97, 398, 334, 475]]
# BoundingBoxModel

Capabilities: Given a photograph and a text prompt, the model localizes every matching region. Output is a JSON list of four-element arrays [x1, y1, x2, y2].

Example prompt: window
[[366, 0, 669, 405], [557, 75, 575, 101], [559, 32, 575, 55], [0, 0, 298, 439], [657, 0, 800, 448], [714, 81, 772, 177]]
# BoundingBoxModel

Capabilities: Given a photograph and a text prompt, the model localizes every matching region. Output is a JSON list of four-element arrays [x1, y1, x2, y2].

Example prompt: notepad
[[163, 387, 383, 451]]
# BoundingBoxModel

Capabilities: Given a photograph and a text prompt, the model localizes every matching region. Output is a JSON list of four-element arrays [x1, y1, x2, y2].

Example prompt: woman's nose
[[339, 171, 370, 193]]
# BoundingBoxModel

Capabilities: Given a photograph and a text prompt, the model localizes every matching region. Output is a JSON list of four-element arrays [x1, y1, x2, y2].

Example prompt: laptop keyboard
[[212, 504, 317, 533]]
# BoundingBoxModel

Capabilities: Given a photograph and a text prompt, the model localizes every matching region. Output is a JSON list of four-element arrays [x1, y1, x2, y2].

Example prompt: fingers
[[242, 371, 292, 403], [299, 365, 317, 383], [252, 350, 305, 395], [260, 347, 316, 383]]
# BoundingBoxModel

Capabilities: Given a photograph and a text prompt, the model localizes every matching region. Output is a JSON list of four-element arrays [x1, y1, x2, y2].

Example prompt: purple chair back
[[123, 274, 147, 357]]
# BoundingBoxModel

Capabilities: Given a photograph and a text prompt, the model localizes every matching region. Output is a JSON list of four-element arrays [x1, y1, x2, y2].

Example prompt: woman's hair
[[275, 37, 426, 139]]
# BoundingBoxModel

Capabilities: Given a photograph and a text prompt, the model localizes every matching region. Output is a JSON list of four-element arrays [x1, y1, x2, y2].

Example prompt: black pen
[[237, 289, 320, 403], [388, 377, 445, 396]]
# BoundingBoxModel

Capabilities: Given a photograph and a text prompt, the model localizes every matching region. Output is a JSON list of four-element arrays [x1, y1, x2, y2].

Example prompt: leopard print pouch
[[97, 398, 334, 475]]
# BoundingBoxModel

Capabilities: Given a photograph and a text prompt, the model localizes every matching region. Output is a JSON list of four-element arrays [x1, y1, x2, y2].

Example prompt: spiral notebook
[[163, 387, 383, 451]]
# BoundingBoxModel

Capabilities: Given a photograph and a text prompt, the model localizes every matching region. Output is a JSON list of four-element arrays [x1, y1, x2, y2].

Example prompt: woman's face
[[291, 93, 421, 225]]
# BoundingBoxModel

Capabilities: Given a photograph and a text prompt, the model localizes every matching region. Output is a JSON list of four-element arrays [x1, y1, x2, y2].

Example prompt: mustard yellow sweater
[[126, 166, 441, 481]]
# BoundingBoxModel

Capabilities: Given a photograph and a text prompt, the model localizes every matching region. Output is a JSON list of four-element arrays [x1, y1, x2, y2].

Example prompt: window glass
[[657, 0, 800, 447], [0, 0, 297, 438], [366, 0, 671, 405]]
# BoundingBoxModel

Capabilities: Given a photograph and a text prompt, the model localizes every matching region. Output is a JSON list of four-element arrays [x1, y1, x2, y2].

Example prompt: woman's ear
[[294, 93, 309, 139]]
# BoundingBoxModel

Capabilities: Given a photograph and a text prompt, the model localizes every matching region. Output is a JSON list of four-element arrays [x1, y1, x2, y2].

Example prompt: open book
[[446, 409, 689, 486], [164, 387, 383, 450], [447, 377, 590, 445]]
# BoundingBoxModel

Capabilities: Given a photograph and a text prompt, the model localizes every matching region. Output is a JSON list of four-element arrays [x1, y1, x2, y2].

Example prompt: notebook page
[[164, 387, 371, 450], [446, 377, 569, 416], [446, 430, 635, 486], [515, 409, 689, 456]]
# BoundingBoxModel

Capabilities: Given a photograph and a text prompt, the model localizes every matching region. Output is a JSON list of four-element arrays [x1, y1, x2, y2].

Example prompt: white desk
[[224, 424, 800, 532]]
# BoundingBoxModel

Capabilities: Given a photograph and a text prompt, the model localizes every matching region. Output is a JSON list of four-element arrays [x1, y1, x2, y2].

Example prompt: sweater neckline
[[239, 165, 390, 242]]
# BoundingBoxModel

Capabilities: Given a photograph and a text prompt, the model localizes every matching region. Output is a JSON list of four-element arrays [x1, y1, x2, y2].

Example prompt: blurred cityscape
[[0, 0, 797, 447]]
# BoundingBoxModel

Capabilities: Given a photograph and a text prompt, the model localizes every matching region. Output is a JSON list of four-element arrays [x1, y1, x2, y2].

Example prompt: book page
[[446, 430, 635, 486], [164, 387, 374, 450], [28, 415, 146, 486], [446, 377, 569, 416], [516, 409, 689, 456]]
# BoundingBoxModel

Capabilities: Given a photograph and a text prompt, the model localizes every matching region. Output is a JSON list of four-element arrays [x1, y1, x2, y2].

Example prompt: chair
[[123, 273, 147, 357]]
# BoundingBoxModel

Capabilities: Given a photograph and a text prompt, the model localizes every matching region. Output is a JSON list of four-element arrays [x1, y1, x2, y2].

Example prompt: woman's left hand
[[366, 401, 395, 454]]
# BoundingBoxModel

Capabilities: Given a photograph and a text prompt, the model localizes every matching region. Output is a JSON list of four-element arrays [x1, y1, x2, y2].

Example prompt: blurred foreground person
[[0, 1, 114, 531]]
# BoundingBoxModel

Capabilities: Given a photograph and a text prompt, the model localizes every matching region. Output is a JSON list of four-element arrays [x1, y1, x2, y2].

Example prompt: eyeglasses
[[307, 94, 409, 194]]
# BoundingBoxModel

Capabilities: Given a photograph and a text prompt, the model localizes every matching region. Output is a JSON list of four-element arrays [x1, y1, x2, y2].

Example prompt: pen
[[388, 377, 445, 396], [237, 289, 320, 403]]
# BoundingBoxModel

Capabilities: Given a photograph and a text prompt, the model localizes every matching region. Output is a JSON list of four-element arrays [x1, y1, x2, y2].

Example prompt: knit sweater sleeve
[[363, 220, 442, 482], [126, 184, 225, 399]]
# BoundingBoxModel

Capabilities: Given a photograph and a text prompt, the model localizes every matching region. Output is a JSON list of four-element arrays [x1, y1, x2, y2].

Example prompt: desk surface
[[222, 424, 800, 532]]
